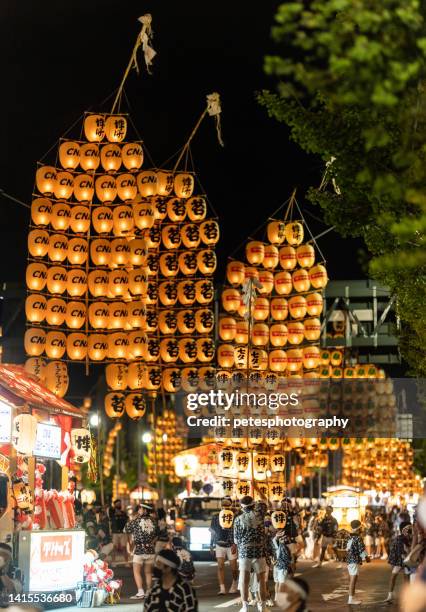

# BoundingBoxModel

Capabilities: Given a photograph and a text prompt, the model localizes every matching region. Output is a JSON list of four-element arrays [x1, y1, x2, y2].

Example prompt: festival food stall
[[0, 364, 90, 594]]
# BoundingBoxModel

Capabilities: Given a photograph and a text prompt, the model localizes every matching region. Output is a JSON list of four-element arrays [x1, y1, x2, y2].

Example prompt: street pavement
[[55, 558, 402, 611]]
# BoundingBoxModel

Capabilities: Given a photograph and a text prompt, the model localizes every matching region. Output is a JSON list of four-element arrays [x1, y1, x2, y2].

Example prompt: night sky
[[0, 1, 365, 398]]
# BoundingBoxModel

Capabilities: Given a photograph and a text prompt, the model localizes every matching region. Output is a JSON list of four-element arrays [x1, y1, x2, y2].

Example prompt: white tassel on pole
[[207, 92, 224, 147]]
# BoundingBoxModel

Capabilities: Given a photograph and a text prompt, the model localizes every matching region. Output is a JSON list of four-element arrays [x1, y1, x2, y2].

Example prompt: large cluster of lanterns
[[341, 438, 421, 495], [146, 410, 186, 484], [218, 219, 327, 384]]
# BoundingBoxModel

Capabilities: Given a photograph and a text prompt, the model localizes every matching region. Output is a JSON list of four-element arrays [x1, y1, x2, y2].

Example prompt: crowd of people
[[74, 494, 426, 611]]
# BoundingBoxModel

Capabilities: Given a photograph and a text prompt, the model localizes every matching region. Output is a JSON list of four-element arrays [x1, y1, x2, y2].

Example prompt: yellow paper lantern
[[246, 241, 264, 266], [195, 279, 214, 304], [66, 332, 88, 360], [127, 362, 146, 390], [158, 281, 177, 306], [235, 320, 249, 344], [67, 237, 88, 265], [178, 338, 197, 363], [263, 244, 279, 269], [195, 308, 214, 334], [162, 224, 181, 250], [217, 344, 235, 369], [292, 269, 310, 293], [84, 114, 106, 142], [92, 206, 113, 234], [196, 338, 215, 362], [70, 206, 90, 234], [105, 392, 125, 418], [226, 261, 245, 286], [296, 244, 315, 268], [133, 199, 155, 230], [100, 143, 122, 172], [121, 142, 143, 170], [116, 174, 138, 202], [28, 229, 49, 258], [67, 268, 87, 297], [222, 288, 241, 313], [159, 338, 178, 363], [90, 238, 111, 266], [127, 300, 146, 329], [88, 270, 109, 297], [108, 302, 128, 330], [158, 310, 177, 335], [306, 292, 323, 316], [107, 332, 129, 360], [65, 301, 86, 329], [125, 393, 146, 420], [155, 170, 173, 196], [274, 271, 292, 295], [25, 356, 46, 382], [279, 246, 297, 270], [219, 317, 237, 341], [174, 173, 194, 198], [73, 174, 95, 202], [128, 268, 148, 296], [46, 266, 67, 294], [309, 264, 328, 289], [257, 270, 274, 295], [287, 321, 305, 345], [106, 363, 128, 390], [54, 171, 74, 200], [79, 143, 100, 171], [45, 297, 67, 326], [45, 360, 69, 397], [25, 294, 47, 323], [24, 327, 46, 356], [176, 280, 195, 306], [288, 295, 307, 319], [108, 269, 129, 297], [251, 323, 269, 346], [59, 141, 80, 170], [197, 249, 217, 275], [285, 222, 304, 246], [253, 297, 269, 321], [26, 263, 47, 292], [267, 220, 286, 245], [113, 205, 134, 236], [287, 348, 303, 372], [304, 318, 321, 341], [270, 323, 288, 347], [31, 198, 52, 226], [36, 166, 56, 196], [12, 414, 38, 455], [110, 238, 130, 266], [88, 334, 108, 361], [269, 350, 287, 372], [236, 481, 251, 499], [303, 346, 321, 369], [48, 234, 68, 262], [270, 297, 288, 321], [199, 220, 219, 246], [186, 196, 206, 221], [137, 170, 157, 197], [46, 330, 67, 359], [127, 331, 147, 360], [105, 115, 127, 142], [50, 202, 71, 231], [95, 175, 117, 203]]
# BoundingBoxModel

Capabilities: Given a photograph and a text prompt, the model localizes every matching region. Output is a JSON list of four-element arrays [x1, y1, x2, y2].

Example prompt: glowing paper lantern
[[279, 246, 297, 270], [113, 205, 134, 236], [88, 270, 109, 297], [110, 238, 130, 266], [226, 261, 245, 286], [269, 350, 287, 372], [271, 510, 286, 529], [71, 428, 91, 463], [195, 280, 214, 304], [195, 308, 214, 334], [28, 229, 49, 258], [287, 321, 305, 345], [196, 338, 215, 362], [270, 323, 288, 347], [133, 199, 155, 230], [45, 331, 67, 359], [106, 363, 128, 390], [88, 334, 108, 361], [246, 241, 264, 266], [217, 344, 235, 369], [219, 317, 237, 341], [309, 264, 328, 289], [31, 198, 52, 226], [253, 297, 269, 321], [54, 171, 74, 200], [285, 222, 304, 246], [144, 367, 162, 391], [306, 292, 323, 316], [174, 173, 194, 198], [67, 268, 87, 297], [129, 269, 148, 296], [116, 174, 137, 202], [51, 202, 71, 231], [49, 234, 68, 262], [66, 333, 88, 360], [162, 224, 181, 250], [92, 206, 113, 234], [288, 296, 307, 319], [274, 271, 292, 296], [100, 143, 122, 172], [263, 244, 279, 269], [222, 288, 241, 313], [46, 266, 67, 294], [68, 238, 88, 265], [127, 300, 146, 329], [36, 166, 56, 196], [95, 175, 117, 203], [59, 141, 80, 170], [24, 328, 46, 356], [287, 348, 303, 372], [122, 143, 143, 170], [107, 333, 129, 360], [303, 346, 321, 369], [45, 298, 66, 326], [296, 244, 315, 268], [108, 269, 129, 297], [235, 320, 249, 344], [70, 206, 90, 234], [125, 394, 146, 420], [105, 115, 127, 142], [73, 174, 95, 202], [84, 114, 106, 142], [12, 414, 38, 455], [65, 301, 86, 329], [127, 331, 147, 360], [258, 271, 274, 295], [137, 171, 157, 197], [105, 392, 125, 418], [25, 294, 47, 323], [251, 323, 269, 346], [45, 360, 69, 398], [197, 249, 217, 275], [304, 318, 321, 341], [160, 338, 179, 363], [25, 357, 46, 382], [79, 143, 100, 171]]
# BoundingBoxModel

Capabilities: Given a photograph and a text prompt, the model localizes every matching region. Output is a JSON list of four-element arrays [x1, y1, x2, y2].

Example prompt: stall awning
[[0, 364, 84, 418]]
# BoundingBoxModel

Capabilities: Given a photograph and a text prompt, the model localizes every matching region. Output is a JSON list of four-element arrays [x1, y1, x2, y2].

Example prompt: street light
[[89, 414, 100, 427], [142, 432, 152, 444]]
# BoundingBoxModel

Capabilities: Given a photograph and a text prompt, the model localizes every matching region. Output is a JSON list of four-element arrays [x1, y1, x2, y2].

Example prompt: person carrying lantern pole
[[313, 505, 338, 568], [233, 491, 268, 612], [209, 498, 239, 595]]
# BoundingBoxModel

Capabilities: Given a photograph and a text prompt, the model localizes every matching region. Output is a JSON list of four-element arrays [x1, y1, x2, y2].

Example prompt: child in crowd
[[171, 537, 195, 583], [272, 530, 293, 604], [346, 519, 370, 606], [386, 521, 413, 602]]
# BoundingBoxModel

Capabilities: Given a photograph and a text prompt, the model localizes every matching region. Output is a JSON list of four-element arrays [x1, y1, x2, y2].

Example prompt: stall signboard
[[0, 402, 12, 443], [34, 423, 61, 459], [28, 530, 86, 591]]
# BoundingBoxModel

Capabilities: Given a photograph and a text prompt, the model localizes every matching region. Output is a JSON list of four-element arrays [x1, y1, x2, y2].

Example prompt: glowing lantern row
[[104, 392, 146, 420], [216, 345, 320, 371], [36, 165, 196, 202], [23, 359, 70, 398], [59, 140, 144, 172]]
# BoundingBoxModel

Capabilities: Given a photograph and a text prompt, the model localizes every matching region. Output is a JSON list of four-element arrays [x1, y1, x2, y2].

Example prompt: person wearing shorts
[[272, 530, 292, 604], [386, 521, 413, 602], [346, 520, 369, 605], [108, 499, 129, 565], [210, 498, 238, 595], [313, 506, 338, 567], [233, 494, 268, 612], [124, 503, 159, 599]]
